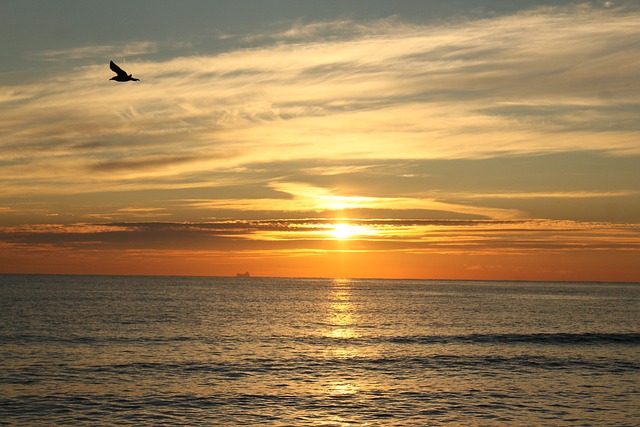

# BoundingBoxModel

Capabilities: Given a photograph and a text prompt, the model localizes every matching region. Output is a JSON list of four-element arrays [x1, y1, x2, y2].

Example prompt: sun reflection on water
[[330, 381, 360, 395], [325, 279, 358, 340], [321, 279, 365, 409]]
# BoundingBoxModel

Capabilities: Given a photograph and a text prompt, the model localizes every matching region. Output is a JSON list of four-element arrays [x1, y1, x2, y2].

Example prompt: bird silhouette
[[109, 61, 140, 82]]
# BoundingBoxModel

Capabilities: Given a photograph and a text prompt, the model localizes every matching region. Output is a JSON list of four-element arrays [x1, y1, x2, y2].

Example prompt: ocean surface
[[1, 275, 638, 426]]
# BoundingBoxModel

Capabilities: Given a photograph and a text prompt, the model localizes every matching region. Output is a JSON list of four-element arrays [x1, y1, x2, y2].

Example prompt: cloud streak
[[29, 41, 158, 61], [1, 219, 638, 254]]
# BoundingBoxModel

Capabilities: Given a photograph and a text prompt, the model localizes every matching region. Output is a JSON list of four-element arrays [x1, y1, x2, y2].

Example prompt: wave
[[3, 332, 639, 348], [387, 332, 640, 346], [389, 333, 640, 345], [5, 355, 635, 385], [0, 334, 196, 345]]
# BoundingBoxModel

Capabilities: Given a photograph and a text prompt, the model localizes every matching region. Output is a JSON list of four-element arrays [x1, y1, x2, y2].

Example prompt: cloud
[[90, 155, 200, 173], [1, 219, 638, 256], [266, 181, 522, 219], [1, 4, 639, 226], [449, 190, 639, 200], [29, 41, 158, 61]]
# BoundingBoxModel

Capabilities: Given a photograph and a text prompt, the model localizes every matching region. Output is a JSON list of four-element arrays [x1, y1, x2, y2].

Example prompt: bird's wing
[[110, 61, 128, 77]]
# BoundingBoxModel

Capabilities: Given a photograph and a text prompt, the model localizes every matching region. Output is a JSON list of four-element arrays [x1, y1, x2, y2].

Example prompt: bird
[[109, 60, 140, 82]]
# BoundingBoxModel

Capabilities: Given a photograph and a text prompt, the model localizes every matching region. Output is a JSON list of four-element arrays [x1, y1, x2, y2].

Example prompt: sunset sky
[[1, 0, 639, 281]]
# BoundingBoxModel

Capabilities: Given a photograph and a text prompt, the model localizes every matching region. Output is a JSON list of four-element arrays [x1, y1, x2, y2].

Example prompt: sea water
[[1, 275, 638, 426]]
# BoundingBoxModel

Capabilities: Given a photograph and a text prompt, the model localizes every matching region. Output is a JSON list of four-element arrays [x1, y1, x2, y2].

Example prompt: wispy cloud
[[1, 4, 639, 228], [449, 190, 639, 200], [29, 41, 158, 61], [1, 219, 638, 254]]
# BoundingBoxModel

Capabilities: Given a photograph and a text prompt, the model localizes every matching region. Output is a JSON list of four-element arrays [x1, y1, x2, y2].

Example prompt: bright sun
[[332, 223, 355, 240]]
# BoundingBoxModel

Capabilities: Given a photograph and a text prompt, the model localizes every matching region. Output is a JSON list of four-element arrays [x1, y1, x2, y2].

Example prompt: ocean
[[1, 275, 638, 426]]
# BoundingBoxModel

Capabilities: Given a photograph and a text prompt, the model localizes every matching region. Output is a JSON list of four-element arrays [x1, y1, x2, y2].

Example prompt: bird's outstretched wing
[[110, 61, 128, 78]]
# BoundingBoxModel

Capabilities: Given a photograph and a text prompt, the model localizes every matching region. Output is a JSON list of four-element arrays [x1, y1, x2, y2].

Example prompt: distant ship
[[236, 272, 251, 277]]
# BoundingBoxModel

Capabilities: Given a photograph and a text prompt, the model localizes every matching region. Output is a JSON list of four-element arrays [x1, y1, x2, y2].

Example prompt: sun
[[331, 223, 356, 240], [329, 222, 377, 240]]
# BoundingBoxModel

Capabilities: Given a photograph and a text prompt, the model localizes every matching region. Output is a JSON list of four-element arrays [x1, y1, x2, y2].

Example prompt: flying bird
[[109, 60, 140, 82]]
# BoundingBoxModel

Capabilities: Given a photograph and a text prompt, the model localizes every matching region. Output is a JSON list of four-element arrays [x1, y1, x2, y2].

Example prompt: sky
[[1, 0, 639, 281]]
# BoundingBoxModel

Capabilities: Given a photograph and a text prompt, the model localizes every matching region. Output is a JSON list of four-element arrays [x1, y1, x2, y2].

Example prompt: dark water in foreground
[[1, 275, 638, 426]]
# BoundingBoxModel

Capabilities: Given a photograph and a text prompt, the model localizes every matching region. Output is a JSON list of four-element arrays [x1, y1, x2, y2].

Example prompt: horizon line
[[1, 272, 638, 285]]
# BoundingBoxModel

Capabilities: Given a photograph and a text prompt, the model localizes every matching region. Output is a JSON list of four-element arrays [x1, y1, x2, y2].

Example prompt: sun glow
[[331, 223, 357, 240]]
